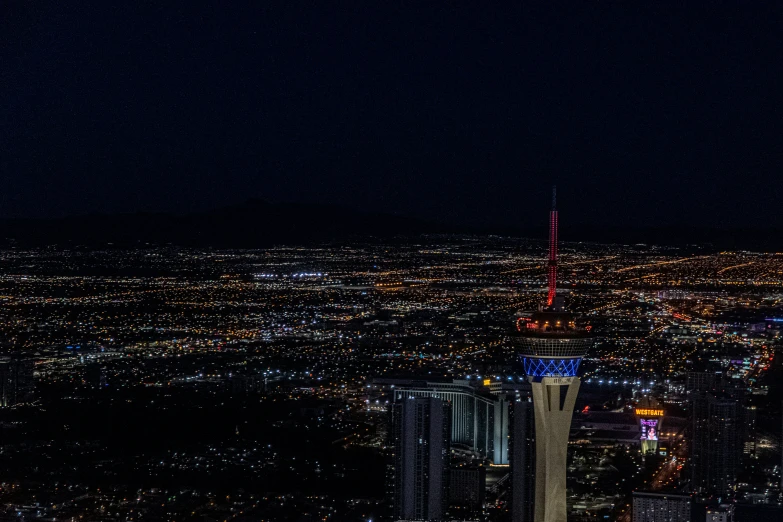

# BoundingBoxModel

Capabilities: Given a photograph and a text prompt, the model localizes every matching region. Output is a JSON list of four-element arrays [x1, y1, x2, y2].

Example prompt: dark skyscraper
[[689, 372, 745, 497], [688, 371, 716, 493], [449, 466, 486, 514], [510, 397, 536, 522], [703, 393, 742, 495], [390, 396, 451, 521], [388, 378, 510, 464]]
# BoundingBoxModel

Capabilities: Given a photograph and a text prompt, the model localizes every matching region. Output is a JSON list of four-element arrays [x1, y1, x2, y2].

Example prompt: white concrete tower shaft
[[530, 376, 581, 522]]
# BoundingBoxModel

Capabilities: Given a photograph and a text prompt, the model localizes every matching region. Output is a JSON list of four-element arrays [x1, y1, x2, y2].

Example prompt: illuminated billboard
[[640, 418, 658, 441], [636, 401, 664, 453]]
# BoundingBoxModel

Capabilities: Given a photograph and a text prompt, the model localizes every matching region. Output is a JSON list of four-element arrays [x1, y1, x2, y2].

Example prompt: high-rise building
[[387, 378, 512, 464], [514, 188, 592, 522], [509, 397, 535, 522], [389, 396, 451, 521], [449, 466, 486, 513], [743, 405, 756, 455], [688, 371, 716, 494], [632, 492, 691, 522], [0, 356, 35, 407], [704, 393, 741, 494], [689, 373, 745, 497]]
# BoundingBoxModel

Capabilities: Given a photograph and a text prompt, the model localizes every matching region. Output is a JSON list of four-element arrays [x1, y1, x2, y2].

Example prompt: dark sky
[[2, 2, 781, 229]]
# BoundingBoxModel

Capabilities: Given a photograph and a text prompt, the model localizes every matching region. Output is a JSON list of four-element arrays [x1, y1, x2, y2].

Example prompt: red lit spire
[[547, 186, 558, 307]]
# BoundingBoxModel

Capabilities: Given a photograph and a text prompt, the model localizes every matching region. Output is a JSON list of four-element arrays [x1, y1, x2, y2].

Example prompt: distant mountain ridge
[[0, 199, 457, 248], [0, 199, 780, 251]]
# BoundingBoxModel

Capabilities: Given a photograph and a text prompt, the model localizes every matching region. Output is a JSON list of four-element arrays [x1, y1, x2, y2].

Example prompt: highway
[[614, 440, 685, 522]]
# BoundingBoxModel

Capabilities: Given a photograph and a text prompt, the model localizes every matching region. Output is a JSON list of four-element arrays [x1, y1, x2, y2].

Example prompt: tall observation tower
[[515, 187, 592, 522]]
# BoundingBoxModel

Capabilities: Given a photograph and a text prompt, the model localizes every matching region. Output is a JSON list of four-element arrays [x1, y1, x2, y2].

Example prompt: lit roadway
[[614, 255, 709, 273], [647, 455, 682, 491], [745, 348, 773, 384], [614, 439, 685, 522]]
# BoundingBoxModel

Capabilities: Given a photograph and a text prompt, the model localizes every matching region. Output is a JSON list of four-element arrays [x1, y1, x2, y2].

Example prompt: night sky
[[2, 3, 781, 230]]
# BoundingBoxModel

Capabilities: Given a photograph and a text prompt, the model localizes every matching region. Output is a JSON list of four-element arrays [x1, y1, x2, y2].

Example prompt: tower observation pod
[[514, 187, 593, 522]]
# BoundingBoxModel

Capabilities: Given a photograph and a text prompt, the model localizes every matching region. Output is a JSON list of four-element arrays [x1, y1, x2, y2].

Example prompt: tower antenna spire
[[547, 186, 558, 307]]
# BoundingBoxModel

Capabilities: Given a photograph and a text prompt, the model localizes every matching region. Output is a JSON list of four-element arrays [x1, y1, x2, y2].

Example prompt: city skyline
[[2, 2, 783, 521], [0, 233, 781, 520]]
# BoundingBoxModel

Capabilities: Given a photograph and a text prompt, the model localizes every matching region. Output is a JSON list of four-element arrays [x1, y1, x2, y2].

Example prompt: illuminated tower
[[390, 397, 451, 521], [514, 189, 592, 522]]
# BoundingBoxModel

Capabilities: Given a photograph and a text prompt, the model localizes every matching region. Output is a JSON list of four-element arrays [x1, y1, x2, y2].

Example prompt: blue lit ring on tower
[[522, 356, 582, 378], [515, 311, 591, 382]]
